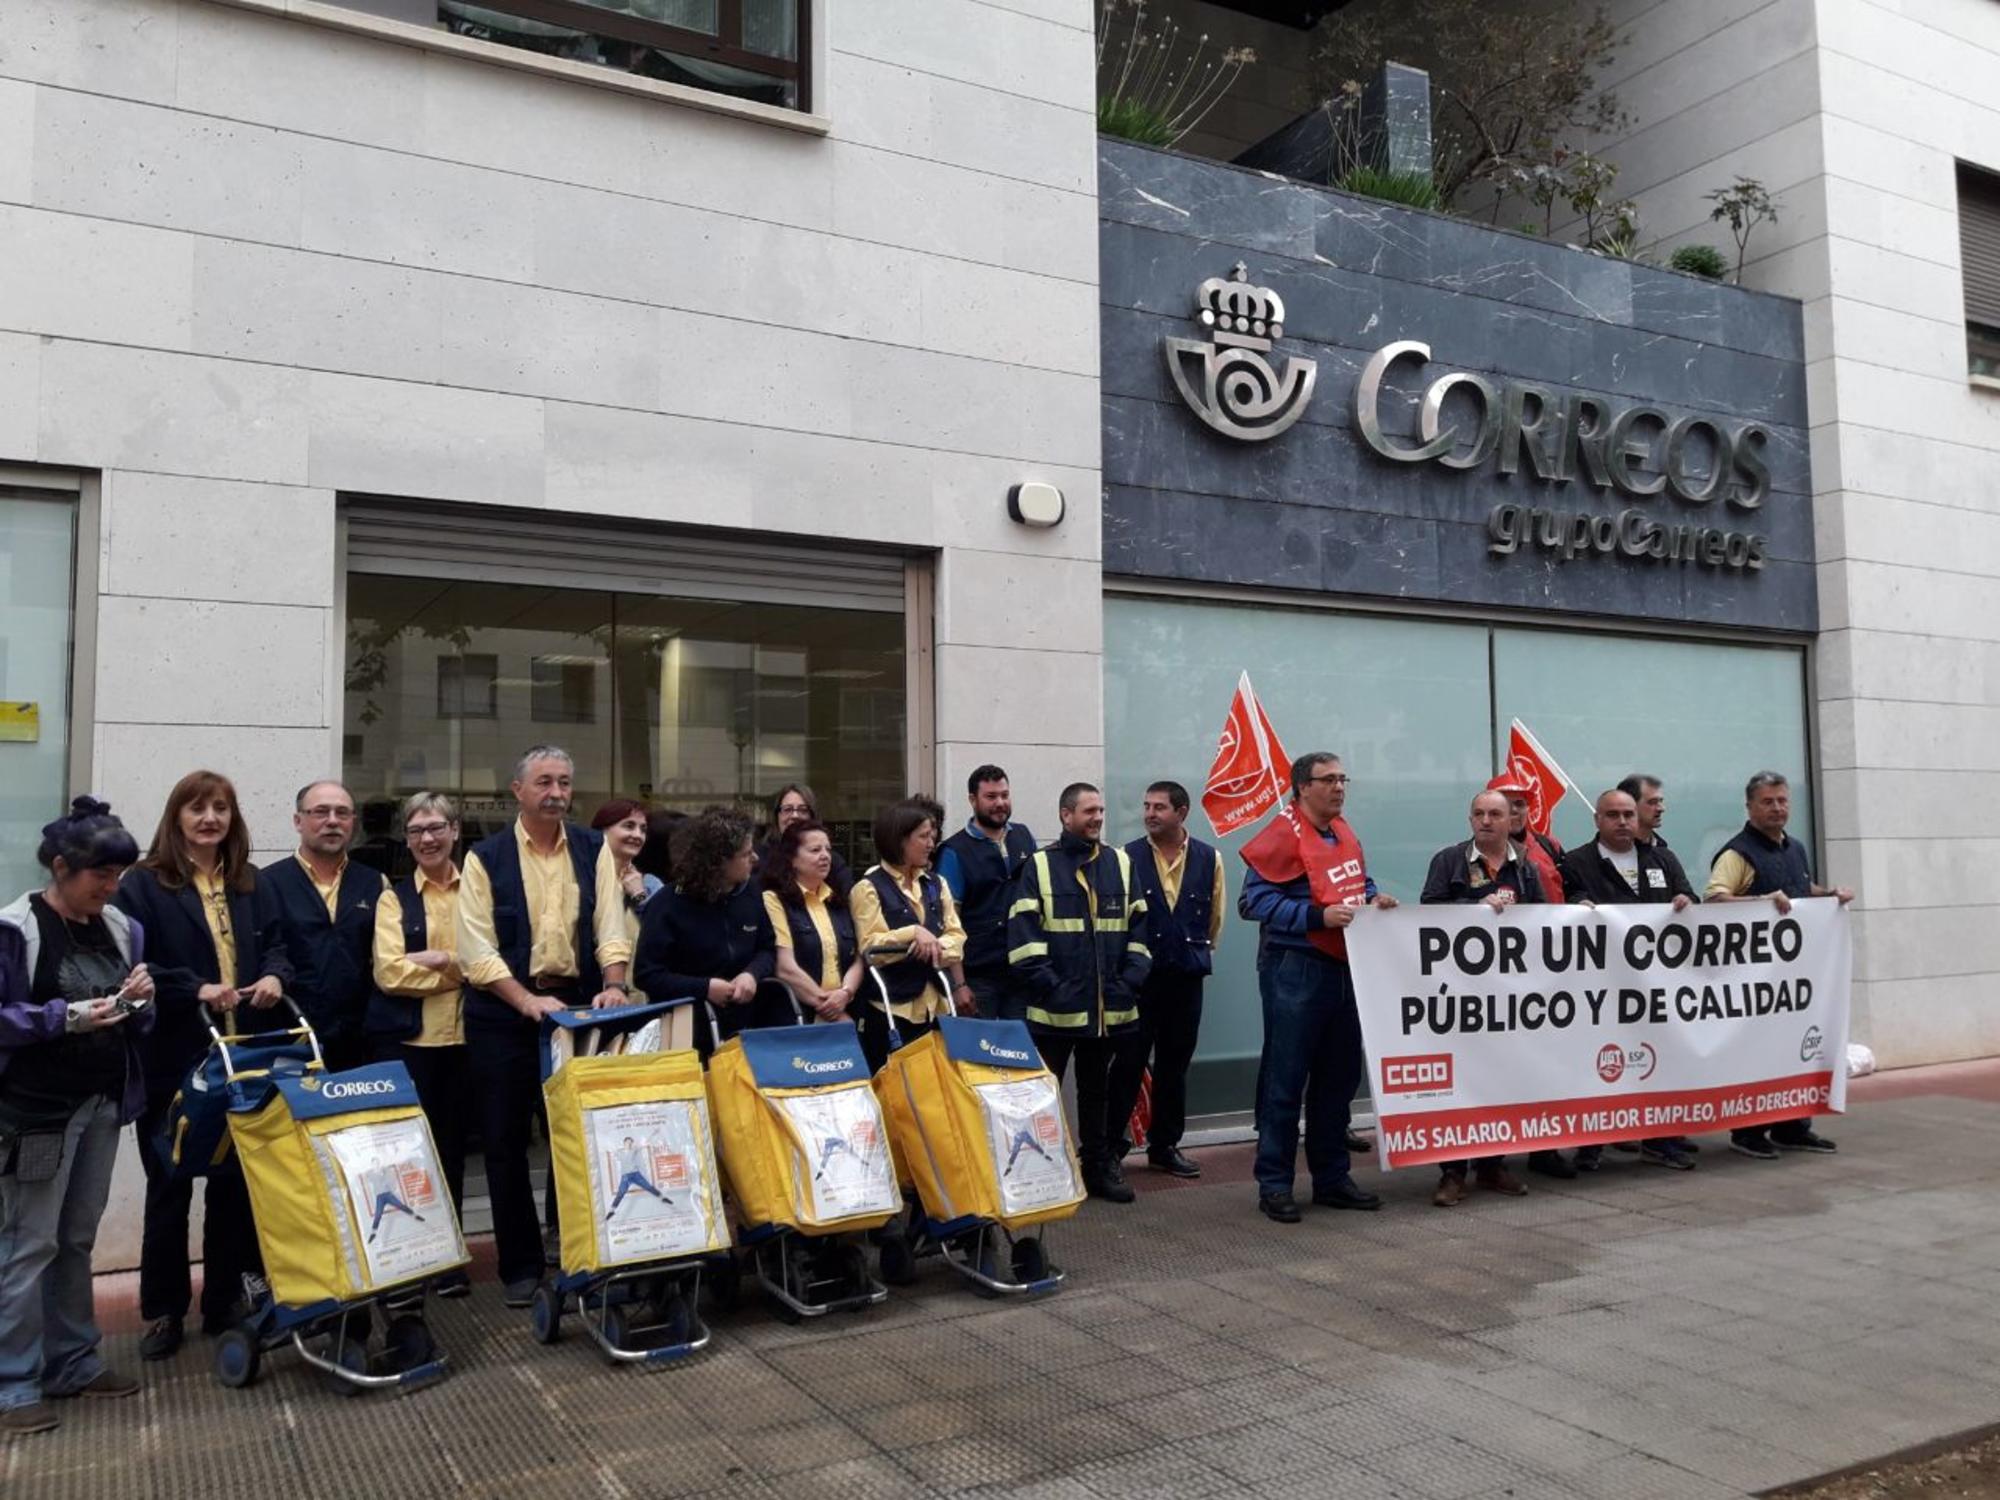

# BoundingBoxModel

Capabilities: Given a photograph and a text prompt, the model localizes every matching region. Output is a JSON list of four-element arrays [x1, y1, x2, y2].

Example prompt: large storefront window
[[0, 488, 77, 898], [1103, 594, 1812, 1118], [343, 576, 905, 874]]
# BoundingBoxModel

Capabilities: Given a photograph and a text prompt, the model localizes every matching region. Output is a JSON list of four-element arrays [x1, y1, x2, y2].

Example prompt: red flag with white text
[[1201, 672, 1291, 839], [1505, 719, 1578, 839]]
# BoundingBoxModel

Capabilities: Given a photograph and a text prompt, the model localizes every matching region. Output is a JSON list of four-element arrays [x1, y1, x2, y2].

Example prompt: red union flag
[[1202, 672, 1291, 838], [1505, 718, 1576, 838]]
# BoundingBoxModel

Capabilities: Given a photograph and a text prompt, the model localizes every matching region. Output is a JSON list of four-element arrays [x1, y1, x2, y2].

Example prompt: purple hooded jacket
[[0, 893, 155, 1124]]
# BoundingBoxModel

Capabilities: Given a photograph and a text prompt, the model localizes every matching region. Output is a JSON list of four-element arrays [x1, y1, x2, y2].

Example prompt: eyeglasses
[[302, 806, 356, 822], [1308, 774, 1352, 787], [405, 821, 452, 841]]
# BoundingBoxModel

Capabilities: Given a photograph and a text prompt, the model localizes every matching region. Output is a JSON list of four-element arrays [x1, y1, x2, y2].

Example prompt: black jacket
[[257, 857, 386, 1048], [633, 881, 776, 1006], [1557, 841, 1697, 906], [115, 865, 292, 1095], [1006, 833, 1152, 1036], [1420, 841, 1546, 905]]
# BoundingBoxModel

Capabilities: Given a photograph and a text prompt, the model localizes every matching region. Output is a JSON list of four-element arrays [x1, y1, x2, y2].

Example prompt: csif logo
[[792, 1056, 853, 1076], [320, 1077, 397, 1101], [1800, 1025, 1825, 1063], [977, 1037, 1034, 1064]]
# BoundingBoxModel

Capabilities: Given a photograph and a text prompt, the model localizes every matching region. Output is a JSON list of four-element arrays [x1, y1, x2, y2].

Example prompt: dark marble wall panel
[[1100, 140, 1817, 634]]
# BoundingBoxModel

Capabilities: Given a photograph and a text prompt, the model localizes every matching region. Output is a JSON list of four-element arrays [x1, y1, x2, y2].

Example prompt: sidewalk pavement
[[17, 1061, 2000, 1498]]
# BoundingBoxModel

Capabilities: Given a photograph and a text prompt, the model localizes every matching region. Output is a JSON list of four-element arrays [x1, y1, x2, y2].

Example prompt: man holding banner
[[1419, 790, 1542, 1206], [1239, 752, 1398, 1224]]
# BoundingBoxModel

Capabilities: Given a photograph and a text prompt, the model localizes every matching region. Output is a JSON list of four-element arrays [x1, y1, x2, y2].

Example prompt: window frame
[[1957, 162, 2000, 387], [460, 0, 810, 111]]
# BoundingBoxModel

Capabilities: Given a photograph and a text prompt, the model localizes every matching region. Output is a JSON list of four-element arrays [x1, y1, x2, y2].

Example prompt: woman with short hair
[[848, 799, 970, 1072], [0, 798, 154, 1434], [114, 770, 289, 1361], [366, 792, 470, 1295], [759, 821, 862, 1023], [632, 808, 776, 1055]]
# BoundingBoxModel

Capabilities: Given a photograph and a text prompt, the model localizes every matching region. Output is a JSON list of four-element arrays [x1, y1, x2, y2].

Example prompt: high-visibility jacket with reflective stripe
[[1005, 837, 1152, 1036]]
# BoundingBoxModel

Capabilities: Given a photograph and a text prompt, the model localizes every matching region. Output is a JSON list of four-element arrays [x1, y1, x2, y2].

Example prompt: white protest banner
[[1345, 897, 1851, 1169]]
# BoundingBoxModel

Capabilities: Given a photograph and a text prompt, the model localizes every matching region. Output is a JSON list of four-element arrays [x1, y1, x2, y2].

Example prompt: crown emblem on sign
[[1196, 263, 1286, 351], [1163, 261, 1317, 442]]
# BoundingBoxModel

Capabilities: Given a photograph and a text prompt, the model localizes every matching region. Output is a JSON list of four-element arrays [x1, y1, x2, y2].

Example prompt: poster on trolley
[[1344, 899, 1852, 1169]]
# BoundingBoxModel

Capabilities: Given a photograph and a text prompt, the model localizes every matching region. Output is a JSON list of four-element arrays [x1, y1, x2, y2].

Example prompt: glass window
[[343, 576, 902, 875], [1103, 596, 1492, 1116], [1491, 627, 1812, 876], [0, 489, 76, 899], [434, 0, 806, 110], [1102, 593, 1813, 1121]]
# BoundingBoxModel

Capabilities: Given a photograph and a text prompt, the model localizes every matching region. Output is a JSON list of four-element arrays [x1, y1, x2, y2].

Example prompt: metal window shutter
[[342, 502, 908, 613], [1960, 165, 2000, 329]]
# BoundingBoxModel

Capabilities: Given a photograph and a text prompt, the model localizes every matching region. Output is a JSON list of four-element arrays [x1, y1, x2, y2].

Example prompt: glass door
[[0, 487, 77, 897]]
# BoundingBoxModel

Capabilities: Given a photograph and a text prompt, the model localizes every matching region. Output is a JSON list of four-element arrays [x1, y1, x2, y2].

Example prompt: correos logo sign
[[977, 1037, 1034, 1064], [792, 1056, 852, 1076], [320, 1078, 397, 1101]]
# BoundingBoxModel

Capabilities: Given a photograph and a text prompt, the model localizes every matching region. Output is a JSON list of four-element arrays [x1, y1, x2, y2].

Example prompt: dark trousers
[[857, 1006, 934, 1075], [134, 1097, 261, 1325], [1253, 949, 1363, 1198], [466, 1019, 548, 1286], [373, 1039, 469, 1210], [1109, 969, 1205, 1156], [964, 965, 1022, 1022], [317, 1029, 371, 1074], [1735, 1120, 1815, 1146], [1036, 1030, 1147, 1172]]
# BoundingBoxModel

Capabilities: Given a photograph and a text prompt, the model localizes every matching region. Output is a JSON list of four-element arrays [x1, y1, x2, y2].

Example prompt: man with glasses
[[260, 781, 386, 1071], [1240, 753, 1398, 1223], [457, 746, 633, 1306], [365, 792, 472, 1297]]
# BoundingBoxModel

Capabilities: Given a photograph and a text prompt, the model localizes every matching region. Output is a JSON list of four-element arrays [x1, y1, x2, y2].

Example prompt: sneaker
[[1527, 1150, 1578, 1181], [1730, 1133, 1781, 1161], [1640, 1143, 1696, 1171], [1258, 1192, 1302, 1224], [1475, 1164, 1528, 1197], [503, 1277, 541, 1309], [0, 1402, 57, 1434], [1774, 1129, 1837, 1154], [1085, 1160, 1136, 1204], [140, 1316, 183, 1362], [54, 1370, 139, 1399]]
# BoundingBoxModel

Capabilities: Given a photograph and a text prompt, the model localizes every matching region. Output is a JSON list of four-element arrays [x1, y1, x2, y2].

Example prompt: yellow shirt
[[1706, 849, 1758, 900], [191, 866, 238, 985], [295, 852, 346, 919], [1147, 835, 1226, 949], [764, 884, 844, 990], [457, 820, 632, 991], [851, 864, 966, 1023], [374, 866, 465, 1047]]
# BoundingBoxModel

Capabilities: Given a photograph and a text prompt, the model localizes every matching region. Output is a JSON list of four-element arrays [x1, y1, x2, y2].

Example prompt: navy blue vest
[[778, 893, 858, 988], [258, 857, 382, 1045], [1125, 836, 1217, 978], [466, 823, 604, 1027], [364, 875, 431, 1043], [940, 824, 1037, 971], [1716, 823, 1813, 899], [865, 869, 946, 1005]]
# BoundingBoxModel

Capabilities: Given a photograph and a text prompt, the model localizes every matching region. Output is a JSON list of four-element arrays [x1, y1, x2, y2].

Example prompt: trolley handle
[[202, 993, 321, 1078], [862, 944, 953, 1055]]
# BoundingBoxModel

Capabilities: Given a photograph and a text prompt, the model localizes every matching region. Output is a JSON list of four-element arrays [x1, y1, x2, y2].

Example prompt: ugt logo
[[1164, 262, 1317, 442]]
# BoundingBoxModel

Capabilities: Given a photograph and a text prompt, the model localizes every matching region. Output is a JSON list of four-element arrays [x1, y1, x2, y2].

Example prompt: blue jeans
[[1253, 949, 1363, 1198], [0, 1096, 122, 1409]]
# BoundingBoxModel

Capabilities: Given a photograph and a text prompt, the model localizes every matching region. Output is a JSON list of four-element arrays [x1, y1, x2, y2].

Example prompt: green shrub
[[1097, 95, 1177, 146], [1669, 244, 1729, 280], [1336, 166, 1443, 212]]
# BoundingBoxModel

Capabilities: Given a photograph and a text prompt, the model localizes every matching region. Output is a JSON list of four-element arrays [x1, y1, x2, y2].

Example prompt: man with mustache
[[456, 746, 633, 1306]]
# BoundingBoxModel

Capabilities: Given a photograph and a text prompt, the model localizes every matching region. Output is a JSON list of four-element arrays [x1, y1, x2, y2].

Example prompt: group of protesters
[[0, 742, 1849, 1430]]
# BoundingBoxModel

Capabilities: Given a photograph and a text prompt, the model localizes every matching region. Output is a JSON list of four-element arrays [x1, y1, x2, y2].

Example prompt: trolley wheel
[[657, 1286, 693, 1347], [839, 1242, 871, 1296], [877, 1230, 917, 1287], [707, 1254, 742, 1314], [1011, 1235, 1049, 1284], [530, 1283, 562, 1345], [765, 1289, 804, 1326], [601, 1302, 632, 1351], [322, 1334, 370, 1396], [213, 1328, 261, 1389], [973, 1233, 1008, 1298], [383, 1315, 437, 1372]]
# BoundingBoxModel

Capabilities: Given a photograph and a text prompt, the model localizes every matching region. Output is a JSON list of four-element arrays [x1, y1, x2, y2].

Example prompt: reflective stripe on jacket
[[1005, 838, 1151, 1036]]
